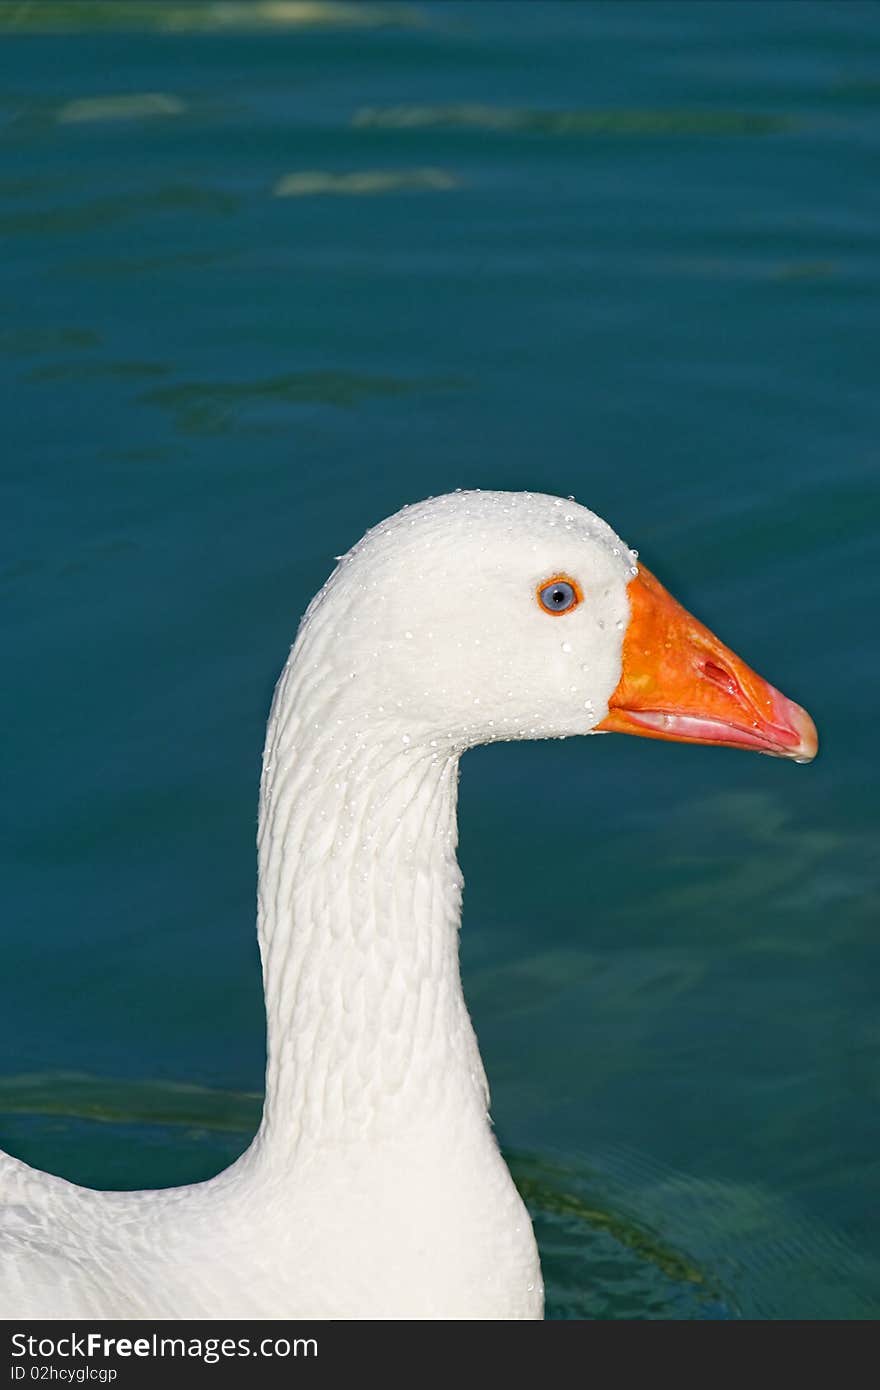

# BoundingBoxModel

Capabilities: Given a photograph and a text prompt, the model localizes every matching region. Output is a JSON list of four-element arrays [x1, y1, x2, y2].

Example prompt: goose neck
[[253, 705, 486, 1156]]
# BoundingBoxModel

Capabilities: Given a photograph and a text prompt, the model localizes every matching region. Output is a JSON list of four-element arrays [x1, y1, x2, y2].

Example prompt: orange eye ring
[[536, 574, 583, 616]]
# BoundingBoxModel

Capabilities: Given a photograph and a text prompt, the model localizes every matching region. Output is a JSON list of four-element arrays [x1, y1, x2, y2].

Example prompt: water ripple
[[273, 168, 458, 197], [141, 370, 464, 433], [0, 1, 426, 33], [353, 104, 793, 138]]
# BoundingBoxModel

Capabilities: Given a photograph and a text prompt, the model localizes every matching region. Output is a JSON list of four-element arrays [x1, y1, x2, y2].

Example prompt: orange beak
[[596, 565, 818, 762]]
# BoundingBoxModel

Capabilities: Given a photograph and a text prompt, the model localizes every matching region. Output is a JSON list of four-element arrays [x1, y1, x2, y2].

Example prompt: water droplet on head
[[561, 641, 572, 653]]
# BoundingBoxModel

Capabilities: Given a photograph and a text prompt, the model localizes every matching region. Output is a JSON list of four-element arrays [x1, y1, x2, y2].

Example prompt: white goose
[[0, 491, 816, 1320]]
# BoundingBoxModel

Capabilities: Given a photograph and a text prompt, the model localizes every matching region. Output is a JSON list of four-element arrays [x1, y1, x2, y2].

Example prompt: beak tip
[[789, 704, 819, 764], [769, 685, 818, 762]]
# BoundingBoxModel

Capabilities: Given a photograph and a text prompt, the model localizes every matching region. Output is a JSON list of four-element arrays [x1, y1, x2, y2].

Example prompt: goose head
[[302, 489, 817, 762]]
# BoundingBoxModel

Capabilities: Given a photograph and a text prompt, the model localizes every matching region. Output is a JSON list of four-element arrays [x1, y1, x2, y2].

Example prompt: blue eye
[[538, 576, 581, 615]]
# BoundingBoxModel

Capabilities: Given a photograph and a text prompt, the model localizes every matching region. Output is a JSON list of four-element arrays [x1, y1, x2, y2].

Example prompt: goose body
[[0, 491, 816, 1319]]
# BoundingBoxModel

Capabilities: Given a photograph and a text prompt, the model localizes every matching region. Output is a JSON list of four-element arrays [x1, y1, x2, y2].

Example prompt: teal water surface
[[1, 1, 879, 1319]]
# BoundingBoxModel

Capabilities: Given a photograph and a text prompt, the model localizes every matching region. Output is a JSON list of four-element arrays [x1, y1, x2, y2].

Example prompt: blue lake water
[[1, 0, 878, 1319]]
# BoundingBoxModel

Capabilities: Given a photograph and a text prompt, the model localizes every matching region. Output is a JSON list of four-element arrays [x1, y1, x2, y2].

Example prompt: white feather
[[1, 491, 636, 1319]]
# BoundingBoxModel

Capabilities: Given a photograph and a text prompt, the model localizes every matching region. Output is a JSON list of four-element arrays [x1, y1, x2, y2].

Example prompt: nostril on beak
[[702, 660, 741, 698]]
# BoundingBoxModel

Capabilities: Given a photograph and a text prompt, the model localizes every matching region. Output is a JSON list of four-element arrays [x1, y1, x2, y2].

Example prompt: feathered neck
[[249, 632, 488, 1163]]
